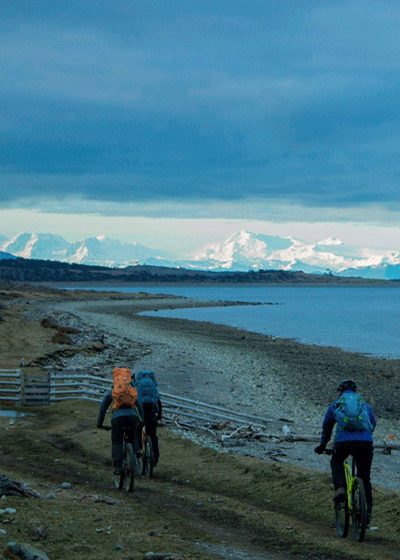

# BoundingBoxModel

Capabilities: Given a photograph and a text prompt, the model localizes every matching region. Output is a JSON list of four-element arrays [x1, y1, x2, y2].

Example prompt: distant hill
[[0, 256, 392, 284], [0, 251, 17, 261]]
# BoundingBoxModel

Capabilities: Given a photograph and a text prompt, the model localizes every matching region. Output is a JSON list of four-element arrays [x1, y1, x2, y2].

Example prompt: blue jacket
[[319, 390, 376, 447], [97, 387, 143, 427]]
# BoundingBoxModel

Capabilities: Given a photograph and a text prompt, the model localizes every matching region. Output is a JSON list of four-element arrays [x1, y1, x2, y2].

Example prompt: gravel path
[[38, 296, 400, 494]]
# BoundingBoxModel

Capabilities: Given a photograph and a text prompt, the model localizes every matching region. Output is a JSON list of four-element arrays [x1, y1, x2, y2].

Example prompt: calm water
[[61, 285, 400, 358]]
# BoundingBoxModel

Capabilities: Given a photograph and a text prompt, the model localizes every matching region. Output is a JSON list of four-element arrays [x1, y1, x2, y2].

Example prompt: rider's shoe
[[333, 487, 345, 505]]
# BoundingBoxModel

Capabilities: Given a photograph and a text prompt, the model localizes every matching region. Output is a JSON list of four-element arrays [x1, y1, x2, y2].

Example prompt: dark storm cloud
[[1, 1, 400, 208]]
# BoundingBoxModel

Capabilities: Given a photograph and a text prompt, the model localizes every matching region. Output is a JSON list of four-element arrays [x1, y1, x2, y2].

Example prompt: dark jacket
[[319, 390, 376, 447]]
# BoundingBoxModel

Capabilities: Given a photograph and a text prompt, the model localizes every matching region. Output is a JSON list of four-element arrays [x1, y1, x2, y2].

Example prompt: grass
[[0, 400, 398, 560]]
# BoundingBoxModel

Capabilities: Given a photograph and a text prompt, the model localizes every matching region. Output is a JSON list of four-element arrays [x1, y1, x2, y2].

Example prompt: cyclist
[[135, 370, 162, 466], [97, 367, 142, 475], [314, 379, 376, 522]]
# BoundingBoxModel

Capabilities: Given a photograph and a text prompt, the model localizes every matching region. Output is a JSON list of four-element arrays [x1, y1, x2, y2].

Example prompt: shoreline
[[35, 294, 400, 493], [48, 280, 400, 287]]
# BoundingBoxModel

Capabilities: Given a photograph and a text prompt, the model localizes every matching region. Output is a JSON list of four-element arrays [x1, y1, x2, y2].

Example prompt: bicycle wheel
[[335, 497, 349, 538], [134, 450, 143, 477], [123, 443, 135, 492], [142, 437, 154, 479], [351, 478, 367, 542]]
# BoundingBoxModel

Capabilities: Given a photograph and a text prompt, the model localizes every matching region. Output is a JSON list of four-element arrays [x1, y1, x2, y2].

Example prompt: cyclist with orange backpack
[[97, 367, 142, 475]]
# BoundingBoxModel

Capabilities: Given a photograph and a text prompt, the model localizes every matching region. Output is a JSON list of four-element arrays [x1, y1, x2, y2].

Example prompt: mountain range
[[1, 231, 400, 279]]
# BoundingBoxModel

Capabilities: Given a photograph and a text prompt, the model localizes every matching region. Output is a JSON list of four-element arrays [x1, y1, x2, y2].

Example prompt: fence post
[[19, 369, 25, 407]]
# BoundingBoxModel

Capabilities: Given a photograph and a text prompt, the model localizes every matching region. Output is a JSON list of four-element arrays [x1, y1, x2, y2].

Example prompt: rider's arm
[[367, 404, 377, 431], [97, 391, 112, 428], [320, 404, 336, 447]]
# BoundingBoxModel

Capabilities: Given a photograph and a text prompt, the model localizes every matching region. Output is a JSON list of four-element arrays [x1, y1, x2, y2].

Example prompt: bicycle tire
[[335, 497, 349, 538], [142, 437, 154, 479], [123, 443, 135, 492], [134, 450, 143, 477], [351, 478, 367, 542]]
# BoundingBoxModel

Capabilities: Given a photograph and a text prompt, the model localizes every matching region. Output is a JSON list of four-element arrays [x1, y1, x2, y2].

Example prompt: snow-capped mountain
[[1, 230, 400, 278], [189, 230, 400, 277], [0, 233, 170, 268], [63, 235, 170, 267], [1, 233, 70, 260]]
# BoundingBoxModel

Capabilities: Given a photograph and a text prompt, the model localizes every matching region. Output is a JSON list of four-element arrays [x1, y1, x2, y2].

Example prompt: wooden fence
[[0, 368, 398, 453], [0, 369, 22, 403], [0, 369, 110, 406]]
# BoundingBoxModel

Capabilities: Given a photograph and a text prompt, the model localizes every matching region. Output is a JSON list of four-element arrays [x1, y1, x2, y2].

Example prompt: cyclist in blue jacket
[[135, 370, 162, 466], [314, 379, 376, 521]]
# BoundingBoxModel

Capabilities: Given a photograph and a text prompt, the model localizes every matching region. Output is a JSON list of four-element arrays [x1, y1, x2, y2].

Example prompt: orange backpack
[[112, 367, 137, 411]]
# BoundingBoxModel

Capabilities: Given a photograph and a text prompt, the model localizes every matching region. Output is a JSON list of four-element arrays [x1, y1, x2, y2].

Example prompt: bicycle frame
[[325, 448, 368, 542], [343, 458, 356, 511]]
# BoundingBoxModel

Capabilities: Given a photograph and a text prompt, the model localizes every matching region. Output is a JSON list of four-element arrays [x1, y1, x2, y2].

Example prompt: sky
[[1, 1, 400, 256]]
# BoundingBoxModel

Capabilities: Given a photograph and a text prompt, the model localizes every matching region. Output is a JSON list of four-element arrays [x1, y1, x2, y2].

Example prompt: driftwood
[[169, 418, 221, 440], [144, 553, 179, 560], [166, 413, 400, 454], [0, 474, 40, 497]]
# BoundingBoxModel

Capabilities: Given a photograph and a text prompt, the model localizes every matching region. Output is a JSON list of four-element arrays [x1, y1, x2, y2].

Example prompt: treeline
[[0, 256, 383, 284]]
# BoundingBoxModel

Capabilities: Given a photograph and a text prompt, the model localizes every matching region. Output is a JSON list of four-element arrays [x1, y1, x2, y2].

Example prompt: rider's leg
[[331, 442, 351, 502], [353, 441, 374, 516], [145, 415, 159, 464], [111, 416, 124, 473], [123, 415, 138, 452], [143, 403, 159, 464]]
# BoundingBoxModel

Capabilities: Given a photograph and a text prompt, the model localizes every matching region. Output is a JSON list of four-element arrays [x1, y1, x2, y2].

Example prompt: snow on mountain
[[1, 230, 399, 278], [189, 230, 400, 276], [190, 230, 347, 272], [192, 230, 293, 270], [0, 232, 170, 268], [0, 232, 70, 260], [64, 235, 169, 267]]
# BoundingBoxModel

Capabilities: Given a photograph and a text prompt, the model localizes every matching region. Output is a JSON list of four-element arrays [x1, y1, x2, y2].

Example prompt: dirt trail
[[1, 401, 400, 560]]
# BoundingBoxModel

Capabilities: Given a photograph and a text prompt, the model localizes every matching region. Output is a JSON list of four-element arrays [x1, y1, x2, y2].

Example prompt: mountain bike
[[101, 426, 135, 492], [325, 449, 368, 542]]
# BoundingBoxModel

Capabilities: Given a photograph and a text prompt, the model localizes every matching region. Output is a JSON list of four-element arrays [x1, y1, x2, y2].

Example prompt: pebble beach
[[32, 292, 400, 494]]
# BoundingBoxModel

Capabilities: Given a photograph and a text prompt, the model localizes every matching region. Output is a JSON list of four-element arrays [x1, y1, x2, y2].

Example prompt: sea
[[61, 285, 400, 359]]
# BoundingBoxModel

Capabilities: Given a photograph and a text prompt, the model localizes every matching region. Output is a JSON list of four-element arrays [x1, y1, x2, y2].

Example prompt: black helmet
[[337, 379, 357, 392]]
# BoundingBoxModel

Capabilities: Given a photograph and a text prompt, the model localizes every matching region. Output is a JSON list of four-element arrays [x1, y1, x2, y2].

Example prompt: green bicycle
[[325, 449, 368, 542]]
